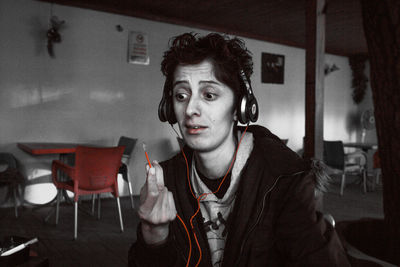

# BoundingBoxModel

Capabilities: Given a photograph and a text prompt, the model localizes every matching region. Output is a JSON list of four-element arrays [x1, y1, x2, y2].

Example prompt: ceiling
[[39, 0, 368, 57]]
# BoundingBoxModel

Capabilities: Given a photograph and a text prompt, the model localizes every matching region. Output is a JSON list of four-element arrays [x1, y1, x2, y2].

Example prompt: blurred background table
[[343, 142, 378, 153]]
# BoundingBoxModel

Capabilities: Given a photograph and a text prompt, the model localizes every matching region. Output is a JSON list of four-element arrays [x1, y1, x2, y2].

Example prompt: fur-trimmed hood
[[239, 125, 330, 193]]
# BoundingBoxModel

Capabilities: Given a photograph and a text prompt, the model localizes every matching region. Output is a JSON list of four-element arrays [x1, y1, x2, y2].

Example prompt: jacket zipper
[[234, 170, 306, 266]]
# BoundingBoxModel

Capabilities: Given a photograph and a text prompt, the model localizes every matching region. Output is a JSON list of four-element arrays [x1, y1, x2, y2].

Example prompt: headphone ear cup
[[238, 94, 249, 124], [238, 94, 259, 124], [158, 96, 168, 122], [247, 96, 259, 122], [165, 97, 177, 124]]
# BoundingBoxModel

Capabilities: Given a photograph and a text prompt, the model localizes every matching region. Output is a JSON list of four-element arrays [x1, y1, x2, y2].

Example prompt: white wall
[[324, 54, 359, 142], [0, 0, 363, 203]]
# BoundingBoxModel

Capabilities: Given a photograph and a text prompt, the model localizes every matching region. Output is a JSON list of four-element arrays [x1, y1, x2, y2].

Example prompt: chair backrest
[[0, 153, 17, 170], [117, 136, 137, 157], [323, 141, 345, 170], [74, 146, 124, 190], [373, 150, 380, 169]]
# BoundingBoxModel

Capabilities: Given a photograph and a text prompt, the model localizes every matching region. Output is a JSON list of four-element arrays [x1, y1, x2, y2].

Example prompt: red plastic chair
[[52, 146, 125, 239]]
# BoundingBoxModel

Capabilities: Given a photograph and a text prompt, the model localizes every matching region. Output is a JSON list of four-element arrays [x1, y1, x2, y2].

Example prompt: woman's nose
[[185, 96, 201, 117]]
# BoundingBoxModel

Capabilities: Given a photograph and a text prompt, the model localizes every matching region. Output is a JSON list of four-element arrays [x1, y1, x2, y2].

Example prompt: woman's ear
[[233, 109, 238, 121]]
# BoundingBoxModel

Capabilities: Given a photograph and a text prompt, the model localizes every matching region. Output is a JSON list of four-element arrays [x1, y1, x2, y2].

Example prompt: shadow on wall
[[346, 110, 361, 137]]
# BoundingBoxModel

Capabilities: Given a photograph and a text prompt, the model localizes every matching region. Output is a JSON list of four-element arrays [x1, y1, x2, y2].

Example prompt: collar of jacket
[[177, 125, 311, 174], [176, 125, 311, 177]]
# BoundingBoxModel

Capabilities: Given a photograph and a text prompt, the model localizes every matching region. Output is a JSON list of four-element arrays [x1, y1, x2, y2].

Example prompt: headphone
[[158, 68, 259, 125]]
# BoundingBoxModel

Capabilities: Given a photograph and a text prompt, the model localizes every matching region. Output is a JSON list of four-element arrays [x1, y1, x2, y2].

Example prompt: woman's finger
[[167, 191, 177, 221], [139, 167, 159, 213], [147, 167, 159, 195], [152, 161, 165, 189], [161, 187, 169, 214]]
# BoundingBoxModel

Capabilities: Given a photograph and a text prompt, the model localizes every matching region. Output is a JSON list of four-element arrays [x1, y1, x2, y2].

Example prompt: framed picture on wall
[[128, 31, 150, 65], [261, 52, 285, 84]]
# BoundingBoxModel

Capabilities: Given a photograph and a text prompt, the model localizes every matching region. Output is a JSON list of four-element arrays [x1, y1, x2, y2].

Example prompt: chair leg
[[340, 174, 346, 196], [13, 185, 18, 218], [55, 189, 61, 225], [91, 194, 96, 215], [97, 194, 101, 220], [375, 169, 381, 185], [123, 169, 134, 209], [116, 197, 124, 232], [362, 169, 367, 193], [128, 180, 134, 209], [74, 201, 78, 240]]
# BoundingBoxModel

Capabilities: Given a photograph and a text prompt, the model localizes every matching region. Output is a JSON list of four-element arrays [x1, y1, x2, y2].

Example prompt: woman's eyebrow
[[172, 80, 221, 87], [199, 80, 221, 85], [172, 80, 188, 87]]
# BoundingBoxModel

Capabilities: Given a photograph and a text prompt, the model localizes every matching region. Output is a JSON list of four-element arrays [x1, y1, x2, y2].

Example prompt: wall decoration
[[261, 52, 285, 84], [128, 31, 149, 65], [46, 4, 65, 58], [324, 63, 340, 75]]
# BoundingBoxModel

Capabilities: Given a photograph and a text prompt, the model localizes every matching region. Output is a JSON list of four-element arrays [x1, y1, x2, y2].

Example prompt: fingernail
[[150, 167, 155, 175], [153, 160, 158, 165]]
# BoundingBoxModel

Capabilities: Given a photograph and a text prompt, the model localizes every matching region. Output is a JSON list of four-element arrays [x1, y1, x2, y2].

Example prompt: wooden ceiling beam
[[38, 0, 366, 56]]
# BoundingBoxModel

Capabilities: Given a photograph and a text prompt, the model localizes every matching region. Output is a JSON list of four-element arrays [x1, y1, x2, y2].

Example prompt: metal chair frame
[[323, 141, 368, 195]]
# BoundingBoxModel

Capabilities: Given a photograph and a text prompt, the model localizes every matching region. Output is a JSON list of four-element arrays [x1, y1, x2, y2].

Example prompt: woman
[[129, 32, 350, 266]]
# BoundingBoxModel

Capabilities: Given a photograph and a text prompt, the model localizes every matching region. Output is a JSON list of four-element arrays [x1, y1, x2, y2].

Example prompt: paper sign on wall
[[128, 31, 149, 65]]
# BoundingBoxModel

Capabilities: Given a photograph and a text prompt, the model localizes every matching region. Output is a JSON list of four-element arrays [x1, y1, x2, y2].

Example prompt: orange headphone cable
[[212, 125, 249, 195], [179, 125, 249, 267]]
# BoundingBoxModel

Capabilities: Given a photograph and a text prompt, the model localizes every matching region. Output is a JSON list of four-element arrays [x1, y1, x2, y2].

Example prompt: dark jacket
[[129, 125, 350, 266]]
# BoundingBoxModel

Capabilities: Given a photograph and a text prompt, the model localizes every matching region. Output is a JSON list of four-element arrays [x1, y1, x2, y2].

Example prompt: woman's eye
[[175, 93, 188, 101], [204, 92, 217, 100]]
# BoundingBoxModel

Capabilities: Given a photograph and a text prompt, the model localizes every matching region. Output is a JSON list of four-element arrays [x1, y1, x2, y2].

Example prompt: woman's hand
[[138, 161, 177, 245]]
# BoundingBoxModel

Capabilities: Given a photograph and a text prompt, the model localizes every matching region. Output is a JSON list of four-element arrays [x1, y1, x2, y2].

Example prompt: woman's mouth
[[186, 125, 207, 134]]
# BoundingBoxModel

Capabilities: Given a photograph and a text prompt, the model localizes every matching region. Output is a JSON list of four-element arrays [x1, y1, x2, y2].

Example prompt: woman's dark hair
[[161, 32, 253, 102]]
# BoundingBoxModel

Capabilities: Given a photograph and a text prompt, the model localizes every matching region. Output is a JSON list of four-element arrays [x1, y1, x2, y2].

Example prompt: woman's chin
[[184, 139, 210, 152]]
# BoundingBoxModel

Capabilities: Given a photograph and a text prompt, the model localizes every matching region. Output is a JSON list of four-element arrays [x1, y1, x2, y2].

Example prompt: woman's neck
[[194, 133, 237, 179]]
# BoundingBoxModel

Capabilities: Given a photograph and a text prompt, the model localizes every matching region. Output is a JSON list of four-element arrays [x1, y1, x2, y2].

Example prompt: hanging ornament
[[46, 13, 65, 58]]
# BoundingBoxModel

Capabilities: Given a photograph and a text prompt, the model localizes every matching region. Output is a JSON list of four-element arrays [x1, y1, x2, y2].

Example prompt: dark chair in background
[[372, 150, 381, 191], [117, 136, 137, 209], [0, 153, 24, 218], [323, 140, 367, 195], [52, 146, 125, 240]]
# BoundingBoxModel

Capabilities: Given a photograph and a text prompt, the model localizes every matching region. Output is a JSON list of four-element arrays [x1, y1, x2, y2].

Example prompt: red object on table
[[17, 142, 85, 155]]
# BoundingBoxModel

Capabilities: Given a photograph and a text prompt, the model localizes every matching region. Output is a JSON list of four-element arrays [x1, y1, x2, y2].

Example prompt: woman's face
[[172, 60, 237, 153]]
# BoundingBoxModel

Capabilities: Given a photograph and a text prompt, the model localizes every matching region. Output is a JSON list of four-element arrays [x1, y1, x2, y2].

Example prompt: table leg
[[44, 153, 73, 222]]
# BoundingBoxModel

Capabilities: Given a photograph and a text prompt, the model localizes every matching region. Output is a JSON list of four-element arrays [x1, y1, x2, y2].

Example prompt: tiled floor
[[323, 174, 384, 222]]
